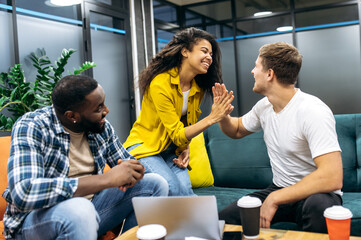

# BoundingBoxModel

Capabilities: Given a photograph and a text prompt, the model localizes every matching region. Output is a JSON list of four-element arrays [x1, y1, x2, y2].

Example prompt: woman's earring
[[73, 120, 76, 124]]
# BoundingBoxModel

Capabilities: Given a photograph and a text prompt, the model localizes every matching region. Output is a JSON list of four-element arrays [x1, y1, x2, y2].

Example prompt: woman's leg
[[127, 144, 195, 196], [161, 146, 195, 196]]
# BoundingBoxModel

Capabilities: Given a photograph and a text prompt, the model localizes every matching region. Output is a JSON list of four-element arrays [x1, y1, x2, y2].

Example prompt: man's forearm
[[268, 153, 343, 206], [74, 174, 110, 197], [219, 116, 251, 139]]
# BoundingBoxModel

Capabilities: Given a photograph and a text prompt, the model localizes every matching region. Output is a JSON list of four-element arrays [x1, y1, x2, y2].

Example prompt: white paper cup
[[136, 224, 167, 240], [237, 196, 262, 239]]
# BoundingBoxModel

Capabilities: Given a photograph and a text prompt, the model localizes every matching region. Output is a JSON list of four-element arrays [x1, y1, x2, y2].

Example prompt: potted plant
[[0, 48, 96, 134]]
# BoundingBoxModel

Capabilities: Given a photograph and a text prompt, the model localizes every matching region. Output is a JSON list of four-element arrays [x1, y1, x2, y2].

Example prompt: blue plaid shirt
[[2, 106, 135, 238]]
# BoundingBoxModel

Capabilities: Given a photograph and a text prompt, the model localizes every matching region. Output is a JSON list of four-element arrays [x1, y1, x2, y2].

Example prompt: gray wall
[[0, 11, 15, 73], [1, 11, 131, 141], [297, 25, 361, 114], [218, 41, 238, 116], [91, 29, 131, 142], [17, 14, 83, 82], [236, 33, 293, 115]]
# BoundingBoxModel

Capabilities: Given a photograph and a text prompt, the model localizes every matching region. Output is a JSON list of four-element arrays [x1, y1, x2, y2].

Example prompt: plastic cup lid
[[237, 196, 262, 208], [324, 206, 353, 220], [136, 224, 167, 239]]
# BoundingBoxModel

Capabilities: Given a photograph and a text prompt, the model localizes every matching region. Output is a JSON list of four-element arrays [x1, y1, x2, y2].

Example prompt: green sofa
[[193, 114, 361, 236]]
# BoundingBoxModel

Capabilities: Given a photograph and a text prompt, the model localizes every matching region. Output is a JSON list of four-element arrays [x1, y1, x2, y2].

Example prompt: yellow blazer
[[124, 67, 204, 158]]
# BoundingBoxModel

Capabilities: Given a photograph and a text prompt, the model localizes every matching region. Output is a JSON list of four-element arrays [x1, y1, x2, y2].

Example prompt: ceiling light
[[276, 26, 293, 32], [254, 11, 272, 17], [48, 0, 82, 6]]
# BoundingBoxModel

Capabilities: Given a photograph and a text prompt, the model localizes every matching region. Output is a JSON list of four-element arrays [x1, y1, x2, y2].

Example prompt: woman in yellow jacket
[[124, 27, 234, 196]]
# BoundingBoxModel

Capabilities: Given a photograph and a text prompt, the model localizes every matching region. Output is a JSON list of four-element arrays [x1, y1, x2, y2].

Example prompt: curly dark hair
[[138, 27, 222, 96], [52, 75, 98, 114]]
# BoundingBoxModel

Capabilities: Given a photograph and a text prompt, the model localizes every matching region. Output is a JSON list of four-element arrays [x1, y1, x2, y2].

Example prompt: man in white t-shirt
[[216, 42, 343, 233]]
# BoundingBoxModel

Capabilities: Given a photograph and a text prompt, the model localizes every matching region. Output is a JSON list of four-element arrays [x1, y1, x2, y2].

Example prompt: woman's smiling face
[[182, 38, 213, 75]]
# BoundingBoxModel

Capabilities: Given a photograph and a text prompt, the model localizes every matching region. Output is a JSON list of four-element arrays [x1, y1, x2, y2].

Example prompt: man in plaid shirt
[[2, 75, 169, 239]]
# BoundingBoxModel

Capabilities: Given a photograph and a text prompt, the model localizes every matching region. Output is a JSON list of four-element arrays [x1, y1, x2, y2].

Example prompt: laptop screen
[[132, 196, 225, 240]]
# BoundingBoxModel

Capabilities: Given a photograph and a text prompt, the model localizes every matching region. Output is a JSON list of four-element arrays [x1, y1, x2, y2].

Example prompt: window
[[236, 14, 292, 36], [16, 0, 80, 21], [153, 1, 177, 24], [295, 5, 358, 29], [185, 10, 202, 26], [188, 1, 232, 21], [295, 0, 350, 9], [235, 0, 289, 18]]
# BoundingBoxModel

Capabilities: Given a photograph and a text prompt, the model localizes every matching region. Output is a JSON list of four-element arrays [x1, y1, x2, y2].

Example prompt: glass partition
[[0, 9, 15, 73], [237, 34, 293, 114], [17, 14, 83, 83], [188, 1, 232, 21], [89, 9, 132, 141], [217, 40, 238, 116], [235, 0, 290, 18], [236, 14, 292, 35], [295, 5, 358, 28], [297, 25, 361, 114]]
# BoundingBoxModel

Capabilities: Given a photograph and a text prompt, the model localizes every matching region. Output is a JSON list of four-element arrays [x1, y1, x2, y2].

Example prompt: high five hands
[[211, 83, 234, 122]]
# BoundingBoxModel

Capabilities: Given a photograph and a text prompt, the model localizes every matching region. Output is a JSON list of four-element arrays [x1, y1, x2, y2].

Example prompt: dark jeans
[[218, 183, 342, 233]]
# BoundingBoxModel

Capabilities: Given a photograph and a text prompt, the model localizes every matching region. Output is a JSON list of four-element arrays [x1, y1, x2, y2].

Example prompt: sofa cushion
[[343, 192, 361, 236], [204, 124, 272, 189], [188, 133, 214, 188], [0, 221, 4, 240], [0, 136, 11, 221]]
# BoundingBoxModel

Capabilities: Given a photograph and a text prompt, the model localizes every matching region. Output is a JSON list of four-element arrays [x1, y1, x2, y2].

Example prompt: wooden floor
[[115, 224, 361, 240]]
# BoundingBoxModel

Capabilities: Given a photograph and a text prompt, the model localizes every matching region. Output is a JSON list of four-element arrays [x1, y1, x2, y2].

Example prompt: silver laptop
[[132, 195, 225, 240]]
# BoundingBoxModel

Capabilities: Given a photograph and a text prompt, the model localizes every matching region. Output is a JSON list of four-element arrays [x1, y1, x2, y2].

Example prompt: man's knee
[[60, 198, 99, 227], [303, 193, 341, 214], [301, 193, 341, 233]]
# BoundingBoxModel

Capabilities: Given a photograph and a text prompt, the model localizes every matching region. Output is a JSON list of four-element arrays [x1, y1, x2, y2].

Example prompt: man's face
[[78, 85, 109, 133], [251, 56, 268, 94]]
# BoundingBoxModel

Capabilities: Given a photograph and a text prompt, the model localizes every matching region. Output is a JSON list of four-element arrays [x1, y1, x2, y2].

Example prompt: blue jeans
[[127, 143, 195, 196], [13, 173, 168, 240]]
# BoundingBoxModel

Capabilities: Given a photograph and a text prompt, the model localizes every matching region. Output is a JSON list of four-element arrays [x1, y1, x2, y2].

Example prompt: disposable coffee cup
[[237, 196, 262, 239], [136, 224, 167, 240], [324, 206, 352, 240]]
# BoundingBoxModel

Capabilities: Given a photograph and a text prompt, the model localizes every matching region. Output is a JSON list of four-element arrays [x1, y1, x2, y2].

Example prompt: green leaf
[[0, 96, 9, 107], [73, 62, 97, 75], [9, 87, 19, 101], [1, 47, 96, 124]]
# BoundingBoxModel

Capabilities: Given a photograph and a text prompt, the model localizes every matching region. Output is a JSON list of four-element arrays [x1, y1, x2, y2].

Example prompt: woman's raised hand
[[209, 83, 234, 123]]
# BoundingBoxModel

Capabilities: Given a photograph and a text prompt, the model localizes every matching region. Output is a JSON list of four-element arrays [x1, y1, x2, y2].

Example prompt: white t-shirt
[[242, 89, 341, 194], [182, 89, 190, 116]]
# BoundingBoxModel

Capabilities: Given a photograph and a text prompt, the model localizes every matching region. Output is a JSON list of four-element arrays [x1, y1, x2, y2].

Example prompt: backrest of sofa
[[334, 114, 361, 192], [0, 136, 11, 221], [204, 124, 272, 189]]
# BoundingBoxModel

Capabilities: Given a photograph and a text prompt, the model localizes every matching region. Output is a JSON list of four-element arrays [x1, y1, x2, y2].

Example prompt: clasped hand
[[105, 159, 145, 192], [173, 146, 190, 169]]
